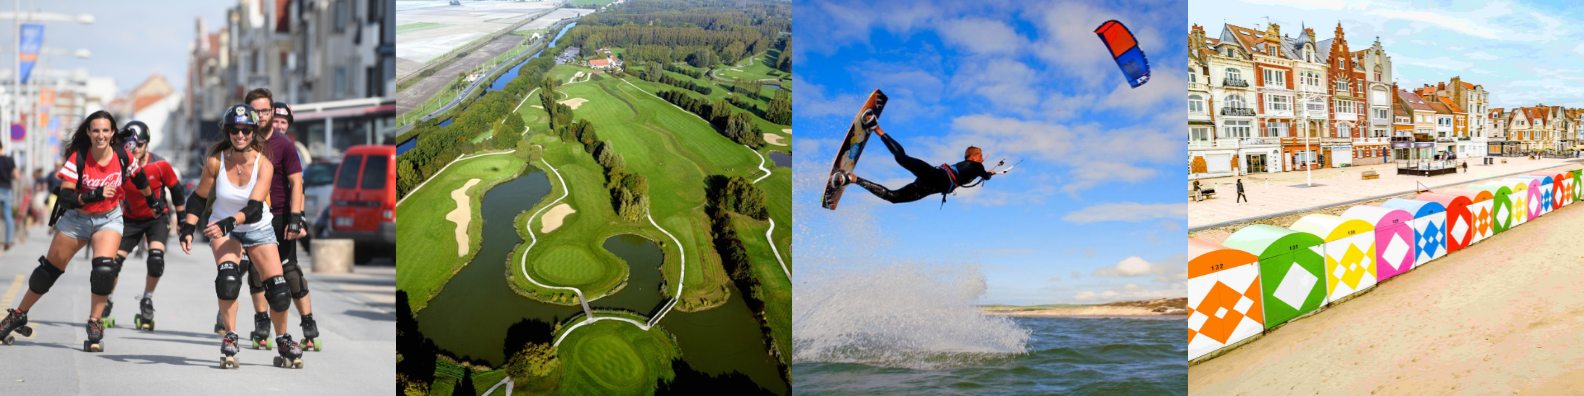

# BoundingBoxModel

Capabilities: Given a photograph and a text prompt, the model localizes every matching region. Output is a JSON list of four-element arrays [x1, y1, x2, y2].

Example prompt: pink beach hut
[[1381, 198, 1447, 266], [1342, 205, 1416, 282]]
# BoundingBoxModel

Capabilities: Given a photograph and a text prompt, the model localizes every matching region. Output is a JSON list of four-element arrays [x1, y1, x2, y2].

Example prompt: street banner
[[39, 88, 54, 128], [19, 24, 42, 84]]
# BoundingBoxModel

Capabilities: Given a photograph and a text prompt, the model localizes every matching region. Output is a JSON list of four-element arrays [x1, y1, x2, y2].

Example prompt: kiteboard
[[821, 89, 888, 210]]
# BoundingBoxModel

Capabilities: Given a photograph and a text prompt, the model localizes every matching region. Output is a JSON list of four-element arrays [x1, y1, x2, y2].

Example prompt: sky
[[792, 0, 1188, 305], [1191, 0, 1584, 110], [0, 0, 227, 94]]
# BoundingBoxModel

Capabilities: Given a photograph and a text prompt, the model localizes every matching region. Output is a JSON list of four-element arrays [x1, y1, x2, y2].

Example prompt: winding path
[[512, 145, 689, 347], [767, 218, 790, 279]]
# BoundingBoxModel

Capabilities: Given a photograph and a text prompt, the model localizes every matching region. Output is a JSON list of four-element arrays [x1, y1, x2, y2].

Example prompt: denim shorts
[[227, 225, 278, 248], [57, 206, 124, 241]]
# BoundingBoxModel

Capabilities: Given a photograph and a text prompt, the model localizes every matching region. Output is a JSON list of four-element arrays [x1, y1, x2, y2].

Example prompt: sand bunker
[[560, 98, 589, 110], [764, 133, 787, 146], [446, 179, 482, 256], [540, 203, 576, 233], [782, 128, 791, 134]]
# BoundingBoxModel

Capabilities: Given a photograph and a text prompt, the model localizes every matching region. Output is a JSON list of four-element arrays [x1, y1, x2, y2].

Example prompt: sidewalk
[[1190, 157, 1584, 230], [0, 224, 394, 394]]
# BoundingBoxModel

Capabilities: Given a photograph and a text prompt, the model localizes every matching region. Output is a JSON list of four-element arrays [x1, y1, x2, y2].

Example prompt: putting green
[[533, 245, 608, 287], [555, 319, 679, 395]]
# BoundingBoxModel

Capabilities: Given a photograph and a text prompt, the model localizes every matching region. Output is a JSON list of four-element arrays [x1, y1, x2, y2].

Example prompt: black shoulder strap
[[113, 144, 131, 174], [74, 148, 87, 192]]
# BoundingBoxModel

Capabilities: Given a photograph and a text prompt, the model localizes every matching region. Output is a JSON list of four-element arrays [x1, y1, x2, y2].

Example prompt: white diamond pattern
[[1384, 233, 1409, 270], [1451, 217, 1468, 244], [1272, 262, 1318, 310]]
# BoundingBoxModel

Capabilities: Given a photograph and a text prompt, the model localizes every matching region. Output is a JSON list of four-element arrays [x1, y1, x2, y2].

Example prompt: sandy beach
[[1189, 202, 1584, 394]]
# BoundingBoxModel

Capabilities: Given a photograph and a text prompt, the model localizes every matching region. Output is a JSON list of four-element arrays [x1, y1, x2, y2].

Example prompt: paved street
[[1190, 157, 1584, 229], [0, 225, 394, 395]]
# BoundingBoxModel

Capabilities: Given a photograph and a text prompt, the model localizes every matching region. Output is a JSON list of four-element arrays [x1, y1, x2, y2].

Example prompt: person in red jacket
[[0, 111, 160, 351], [113, 121, 187, 331]]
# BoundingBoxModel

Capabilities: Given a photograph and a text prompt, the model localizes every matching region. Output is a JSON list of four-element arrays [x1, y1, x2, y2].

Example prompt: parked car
[[302, 160, 339, 223], [327, 145, 396, 262]]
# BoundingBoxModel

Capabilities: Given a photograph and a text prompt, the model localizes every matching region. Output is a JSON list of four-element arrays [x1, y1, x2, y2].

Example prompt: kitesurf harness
[[937, 158, 1019, 209]]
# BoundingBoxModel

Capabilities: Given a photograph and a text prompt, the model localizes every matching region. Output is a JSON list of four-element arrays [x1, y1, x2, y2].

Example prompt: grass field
[[554, 317, 680, 395], [732, 214, 791, 364], [397, 21, 449, 34], [396, 154, 529, 312]]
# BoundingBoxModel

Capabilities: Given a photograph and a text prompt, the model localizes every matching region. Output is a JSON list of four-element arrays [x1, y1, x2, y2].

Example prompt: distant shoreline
[[980, 298, 1189, 317]]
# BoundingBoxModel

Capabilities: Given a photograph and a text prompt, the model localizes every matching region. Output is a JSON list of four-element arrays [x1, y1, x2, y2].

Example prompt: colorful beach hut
[[1439, 188, 1494, 245], [1188, 239, 1265, 361], [1499, 178, 1534, 226], [1542, 171, 1572, 208], [1222, 225, 1326, 330], [1466, 184, 1513, 235], [1342, 205, 1416, 282], [1381, 198, 1447, 266], [1517, 175, 1554, 216], [1415, 193, 1472, 254], [1564, 169, 1577, 204], [1290, 214, 1377, 303]]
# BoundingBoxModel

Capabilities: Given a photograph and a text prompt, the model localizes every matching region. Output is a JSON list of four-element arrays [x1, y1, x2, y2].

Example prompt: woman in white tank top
[[176, 104, 304, 367]]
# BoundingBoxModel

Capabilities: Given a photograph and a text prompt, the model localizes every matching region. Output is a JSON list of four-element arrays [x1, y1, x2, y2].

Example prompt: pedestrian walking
[[0, 140, 18, 250], [1236, 178, 1248, 204]]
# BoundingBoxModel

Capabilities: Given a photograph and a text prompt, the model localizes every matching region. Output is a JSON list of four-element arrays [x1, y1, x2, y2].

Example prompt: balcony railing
[[1240, 138, 1275, 146], [1220, 107, 1256, 117], [1223, 78, 1250, 88]]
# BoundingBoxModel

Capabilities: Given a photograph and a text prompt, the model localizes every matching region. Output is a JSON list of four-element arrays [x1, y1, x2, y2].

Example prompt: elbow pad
[[168, 183, 188, 207], [241, 200, 265, 224], [131, 169, 150, 190], [55, 187, 82, 209], [183, 191, 207, 221]]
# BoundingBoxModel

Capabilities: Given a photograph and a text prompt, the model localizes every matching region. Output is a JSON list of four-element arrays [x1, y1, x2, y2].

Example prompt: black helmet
[[272, 101, 293, 126], [118, 120, 151, 152], [221, 104, 258, 128], [118, 121, 150, 144]]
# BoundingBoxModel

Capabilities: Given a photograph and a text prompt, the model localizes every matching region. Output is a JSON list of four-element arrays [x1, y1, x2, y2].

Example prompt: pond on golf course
[[415, 168, 787, 394]]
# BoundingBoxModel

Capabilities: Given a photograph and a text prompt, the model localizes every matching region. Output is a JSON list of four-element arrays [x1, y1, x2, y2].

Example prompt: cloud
[[937, 17, 1026, 55], [1096, 256, 1156, 276], [1061, 202, 1187, 223]]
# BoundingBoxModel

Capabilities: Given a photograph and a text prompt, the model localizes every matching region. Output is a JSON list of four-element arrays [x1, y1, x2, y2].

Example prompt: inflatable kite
[[1094, 20, 1150, 88]]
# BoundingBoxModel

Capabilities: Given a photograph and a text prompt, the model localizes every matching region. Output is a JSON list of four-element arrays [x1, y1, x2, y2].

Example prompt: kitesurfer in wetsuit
[[834, 128, 996, 204]]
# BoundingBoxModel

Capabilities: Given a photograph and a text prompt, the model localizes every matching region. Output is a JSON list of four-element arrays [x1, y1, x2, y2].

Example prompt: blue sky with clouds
[[792, 0, 1188, 305], [1191, 0, 1584, 109], [2, 0, 226, 93]]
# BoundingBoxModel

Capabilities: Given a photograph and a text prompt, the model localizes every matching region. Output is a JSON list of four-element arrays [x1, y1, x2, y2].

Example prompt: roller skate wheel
[[273, 356, 282, 367], [293, 359, 303, 369], [3, 335, 13, 345], [313, 340, 322, 352], [251, 340, 261, 350], [102, 318, 115, 328], [16, 326, 31, 337]]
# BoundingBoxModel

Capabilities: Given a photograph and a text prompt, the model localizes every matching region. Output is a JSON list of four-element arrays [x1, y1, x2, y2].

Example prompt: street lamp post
[[2, 4, 93, 176]]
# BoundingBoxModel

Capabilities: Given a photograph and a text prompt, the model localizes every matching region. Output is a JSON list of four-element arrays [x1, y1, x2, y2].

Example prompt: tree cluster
[[657, 89, 765, 148], [594, 142, 651, 222], [640, 63, 713, 95], [764, 89, 791, 125], [664, 63, 704, 79]]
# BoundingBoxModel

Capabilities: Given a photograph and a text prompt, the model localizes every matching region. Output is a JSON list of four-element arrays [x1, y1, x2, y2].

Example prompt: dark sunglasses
[[230, 127, 255, 136]]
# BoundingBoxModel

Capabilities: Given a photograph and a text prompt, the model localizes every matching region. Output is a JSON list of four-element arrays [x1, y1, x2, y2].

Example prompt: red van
[[327, 145, 396, 252]]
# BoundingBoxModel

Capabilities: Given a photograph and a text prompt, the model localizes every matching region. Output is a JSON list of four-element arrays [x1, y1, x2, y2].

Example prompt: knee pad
[[114, 254, 126, 266], [147, 249, 165, 278], [282, 260, 309, 298], [264, 276, 291, 312], [28, 256, 64, 294], [215, 261, 242, 301], [89, 257, 118, 296], [242, 259, 265, 295]]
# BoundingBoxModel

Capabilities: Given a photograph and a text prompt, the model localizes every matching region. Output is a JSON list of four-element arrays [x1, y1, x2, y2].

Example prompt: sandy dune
[[540, 203, 575, 233], [764, 133, 787, 146], [445, 179, 482, 256], [1189, 204, 1584, 395]]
